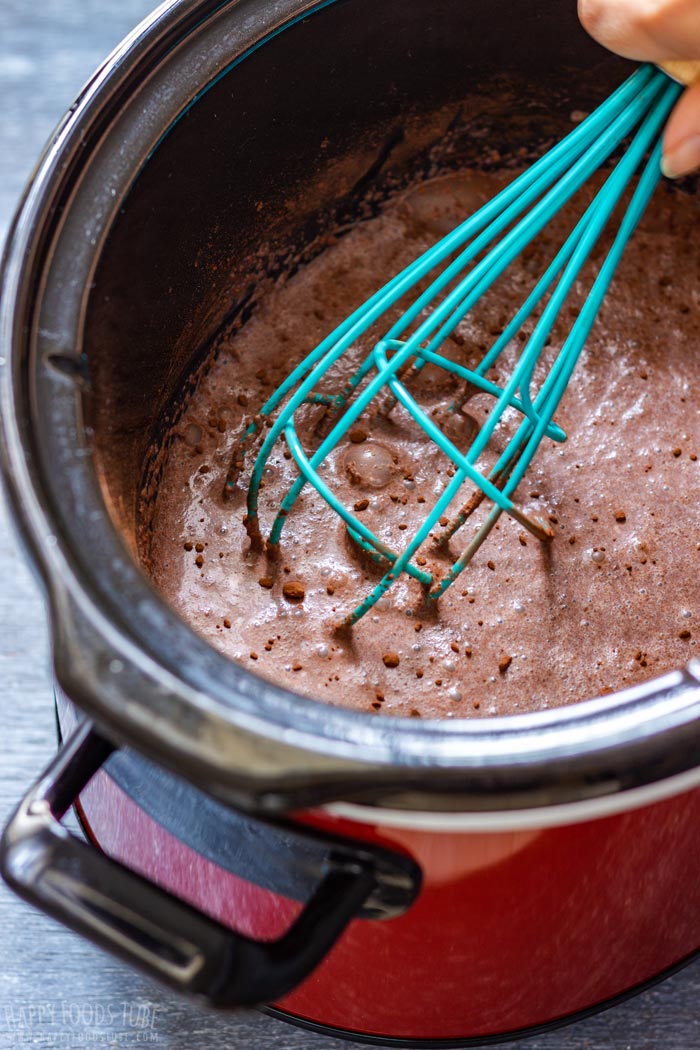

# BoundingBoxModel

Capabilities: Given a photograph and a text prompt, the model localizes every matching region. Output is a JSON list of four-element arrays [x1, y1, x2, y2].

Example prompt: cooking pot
[[2, 0, 700, 1043]]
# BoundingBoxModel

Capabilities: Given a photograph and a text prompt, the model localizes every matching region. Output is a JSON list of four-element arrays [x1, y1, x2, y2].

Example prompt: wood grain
[[1, 2, 699, 1047]]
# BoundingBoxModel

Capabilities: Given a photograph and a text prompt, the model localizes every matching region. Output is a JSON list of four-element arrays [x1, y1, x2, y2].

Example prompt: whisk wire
[[377, 69, 666, 380], [498, 79, 679, 497], [231, 64, 682, 626], [268, 68, 668, 522], [236, 65, 655, 506]]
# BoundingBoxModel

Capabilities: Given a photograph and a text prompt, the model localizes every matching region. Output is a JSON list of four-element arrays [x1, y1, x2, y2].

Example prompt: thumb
[[662, 80, 700, 177]]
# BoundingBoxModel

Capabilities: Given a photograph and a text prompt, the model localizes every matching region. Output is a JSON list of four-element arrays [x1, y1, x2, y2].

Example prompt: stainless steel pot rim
[[2, 0, 700, 811]]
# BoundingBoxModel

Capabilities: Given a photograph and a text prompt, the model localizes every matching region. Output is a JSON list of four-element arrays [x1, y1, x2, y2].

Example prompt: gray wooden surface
[[1, 2, 700, 1047]]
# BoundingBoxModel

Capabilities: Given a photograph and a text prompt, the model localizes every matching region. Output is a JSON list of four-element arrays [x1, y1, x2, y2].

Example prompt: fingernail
[[661, 134, 700, 179]]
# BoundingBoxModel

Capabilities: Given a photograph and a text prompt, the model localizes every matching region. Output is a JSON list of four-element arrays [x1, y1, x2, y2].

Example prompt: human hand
[[578, 0, 700, 177]]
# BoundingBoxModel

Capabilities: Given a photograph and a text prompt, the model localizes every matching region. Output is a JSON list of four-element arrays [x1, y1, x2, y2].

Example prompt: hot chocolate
[[142, 169, 700, 718]]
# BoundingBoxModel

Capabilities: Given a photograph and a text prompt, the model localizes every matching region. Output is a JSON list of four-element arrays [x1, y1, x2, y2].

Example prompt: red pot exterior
[[75, 767, 700, 1042]]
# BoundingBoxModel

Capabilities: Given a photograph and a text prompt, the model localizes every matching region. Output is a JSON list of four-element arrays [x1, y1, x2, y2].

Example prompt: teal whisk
[[226, 62, 696, 629]]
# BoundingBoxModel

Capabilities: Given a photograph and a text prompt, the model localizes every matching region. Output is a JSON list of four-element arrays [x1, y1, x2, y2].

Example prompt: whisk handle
[[659, 60, 700, 85]]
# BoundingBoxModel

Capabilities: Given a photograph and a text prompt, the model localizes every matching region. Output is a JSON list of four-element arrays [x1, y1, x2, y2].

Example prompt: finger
[[579, 0, 700, 63], [662, 81, 700, 177]]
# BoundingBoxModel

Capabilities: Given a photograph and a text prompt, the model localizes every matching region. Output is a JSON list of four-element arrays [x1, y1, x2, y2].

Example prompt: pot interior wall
[[83, 0, 627, 545]]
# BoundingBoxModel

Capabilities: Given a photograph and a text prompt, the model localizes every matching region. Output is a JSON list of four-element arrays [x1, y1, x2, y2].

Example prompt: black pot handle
[[0, 722, 412, 1008]]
